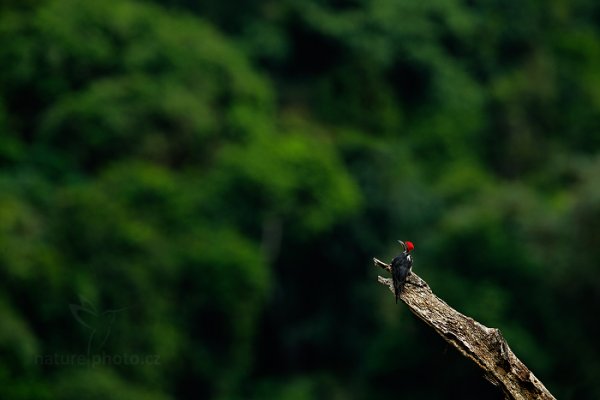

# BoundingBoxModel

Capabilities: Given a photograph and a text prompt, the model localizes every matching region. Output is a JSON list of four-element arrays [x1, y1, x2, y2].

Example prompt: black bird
[[391, 240, 415, 303]]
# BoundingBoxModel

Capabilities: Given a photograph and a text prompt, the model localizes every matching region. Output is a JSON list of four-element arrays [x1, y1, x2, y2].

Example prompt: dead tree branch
[[373, 257, 555, 400]]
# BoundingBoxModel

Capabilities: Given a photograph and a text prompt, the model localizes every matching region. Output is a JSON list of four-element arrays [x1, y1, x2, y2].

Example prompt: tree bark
[[373, 258, 556, 400]]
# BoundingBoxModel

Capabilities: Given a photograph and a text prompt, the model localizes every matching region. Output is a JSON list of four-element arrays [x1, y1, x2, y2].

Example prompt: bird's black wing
[[391, 253, 412, 303]]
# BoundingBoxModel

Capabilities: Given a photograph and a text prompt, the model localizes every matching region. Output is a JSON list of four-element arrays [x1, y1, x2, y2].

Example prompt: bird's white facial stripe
[[407, 255, 412, 262]]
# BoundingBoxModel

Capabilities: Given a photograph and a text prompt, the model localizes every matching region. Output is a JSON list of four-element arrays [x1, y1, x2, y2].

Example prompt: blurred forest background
[[1, 0, 599, 399]]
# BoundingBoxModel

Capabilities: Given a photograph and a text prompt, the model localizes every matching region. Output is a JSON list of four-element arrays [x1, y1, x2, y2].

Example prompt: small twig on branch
[[373, 257, 555, 400]]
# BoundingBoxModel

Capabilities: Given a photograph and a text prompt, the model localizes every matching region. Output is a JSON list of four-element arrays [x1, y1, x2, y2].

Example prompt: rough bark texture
[[374, 257, 555, 400]]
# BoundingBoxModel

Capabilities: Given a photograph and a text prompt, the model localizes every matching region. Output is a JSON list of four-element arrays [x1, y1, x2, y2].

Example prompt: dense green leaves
[[1, 0, 273, 175], [0, 0, 599, 399]]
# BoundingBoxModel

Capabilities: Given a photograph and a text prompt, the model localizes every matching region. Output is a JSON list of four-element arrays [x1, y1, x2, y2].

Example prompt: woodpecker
[[391, 240, 414, 303]]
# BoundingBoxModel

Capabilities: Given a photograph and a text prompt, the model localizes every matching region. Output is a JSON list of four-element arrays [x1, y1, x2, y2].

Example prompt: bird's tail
[[395, 282, 405, 304]]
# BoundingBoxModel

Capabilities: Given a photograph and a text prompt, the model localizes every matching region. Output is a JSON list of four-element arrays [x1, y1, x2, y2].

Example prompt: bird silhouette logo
[[69, 297, 128, 356]]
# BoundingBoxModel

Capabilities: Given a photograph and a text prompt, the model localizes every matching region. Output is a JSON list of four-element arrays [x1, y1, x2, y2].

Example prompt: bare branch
[[373, 257, 555, 400]]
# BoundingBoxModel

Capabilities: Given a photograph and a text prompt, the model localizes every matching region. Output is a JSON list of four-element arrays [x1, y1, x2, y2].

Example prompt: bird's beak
[[397, 240, 407, 251]]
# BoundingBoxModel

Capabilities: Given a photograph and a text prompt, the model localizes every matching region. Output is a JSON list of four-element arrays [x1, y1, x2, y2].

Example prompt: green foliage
[[209, 129, 361, 236], [52, 368, 171, 400], [0, 0, 599, 399], [1, 0, 273, 174]]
